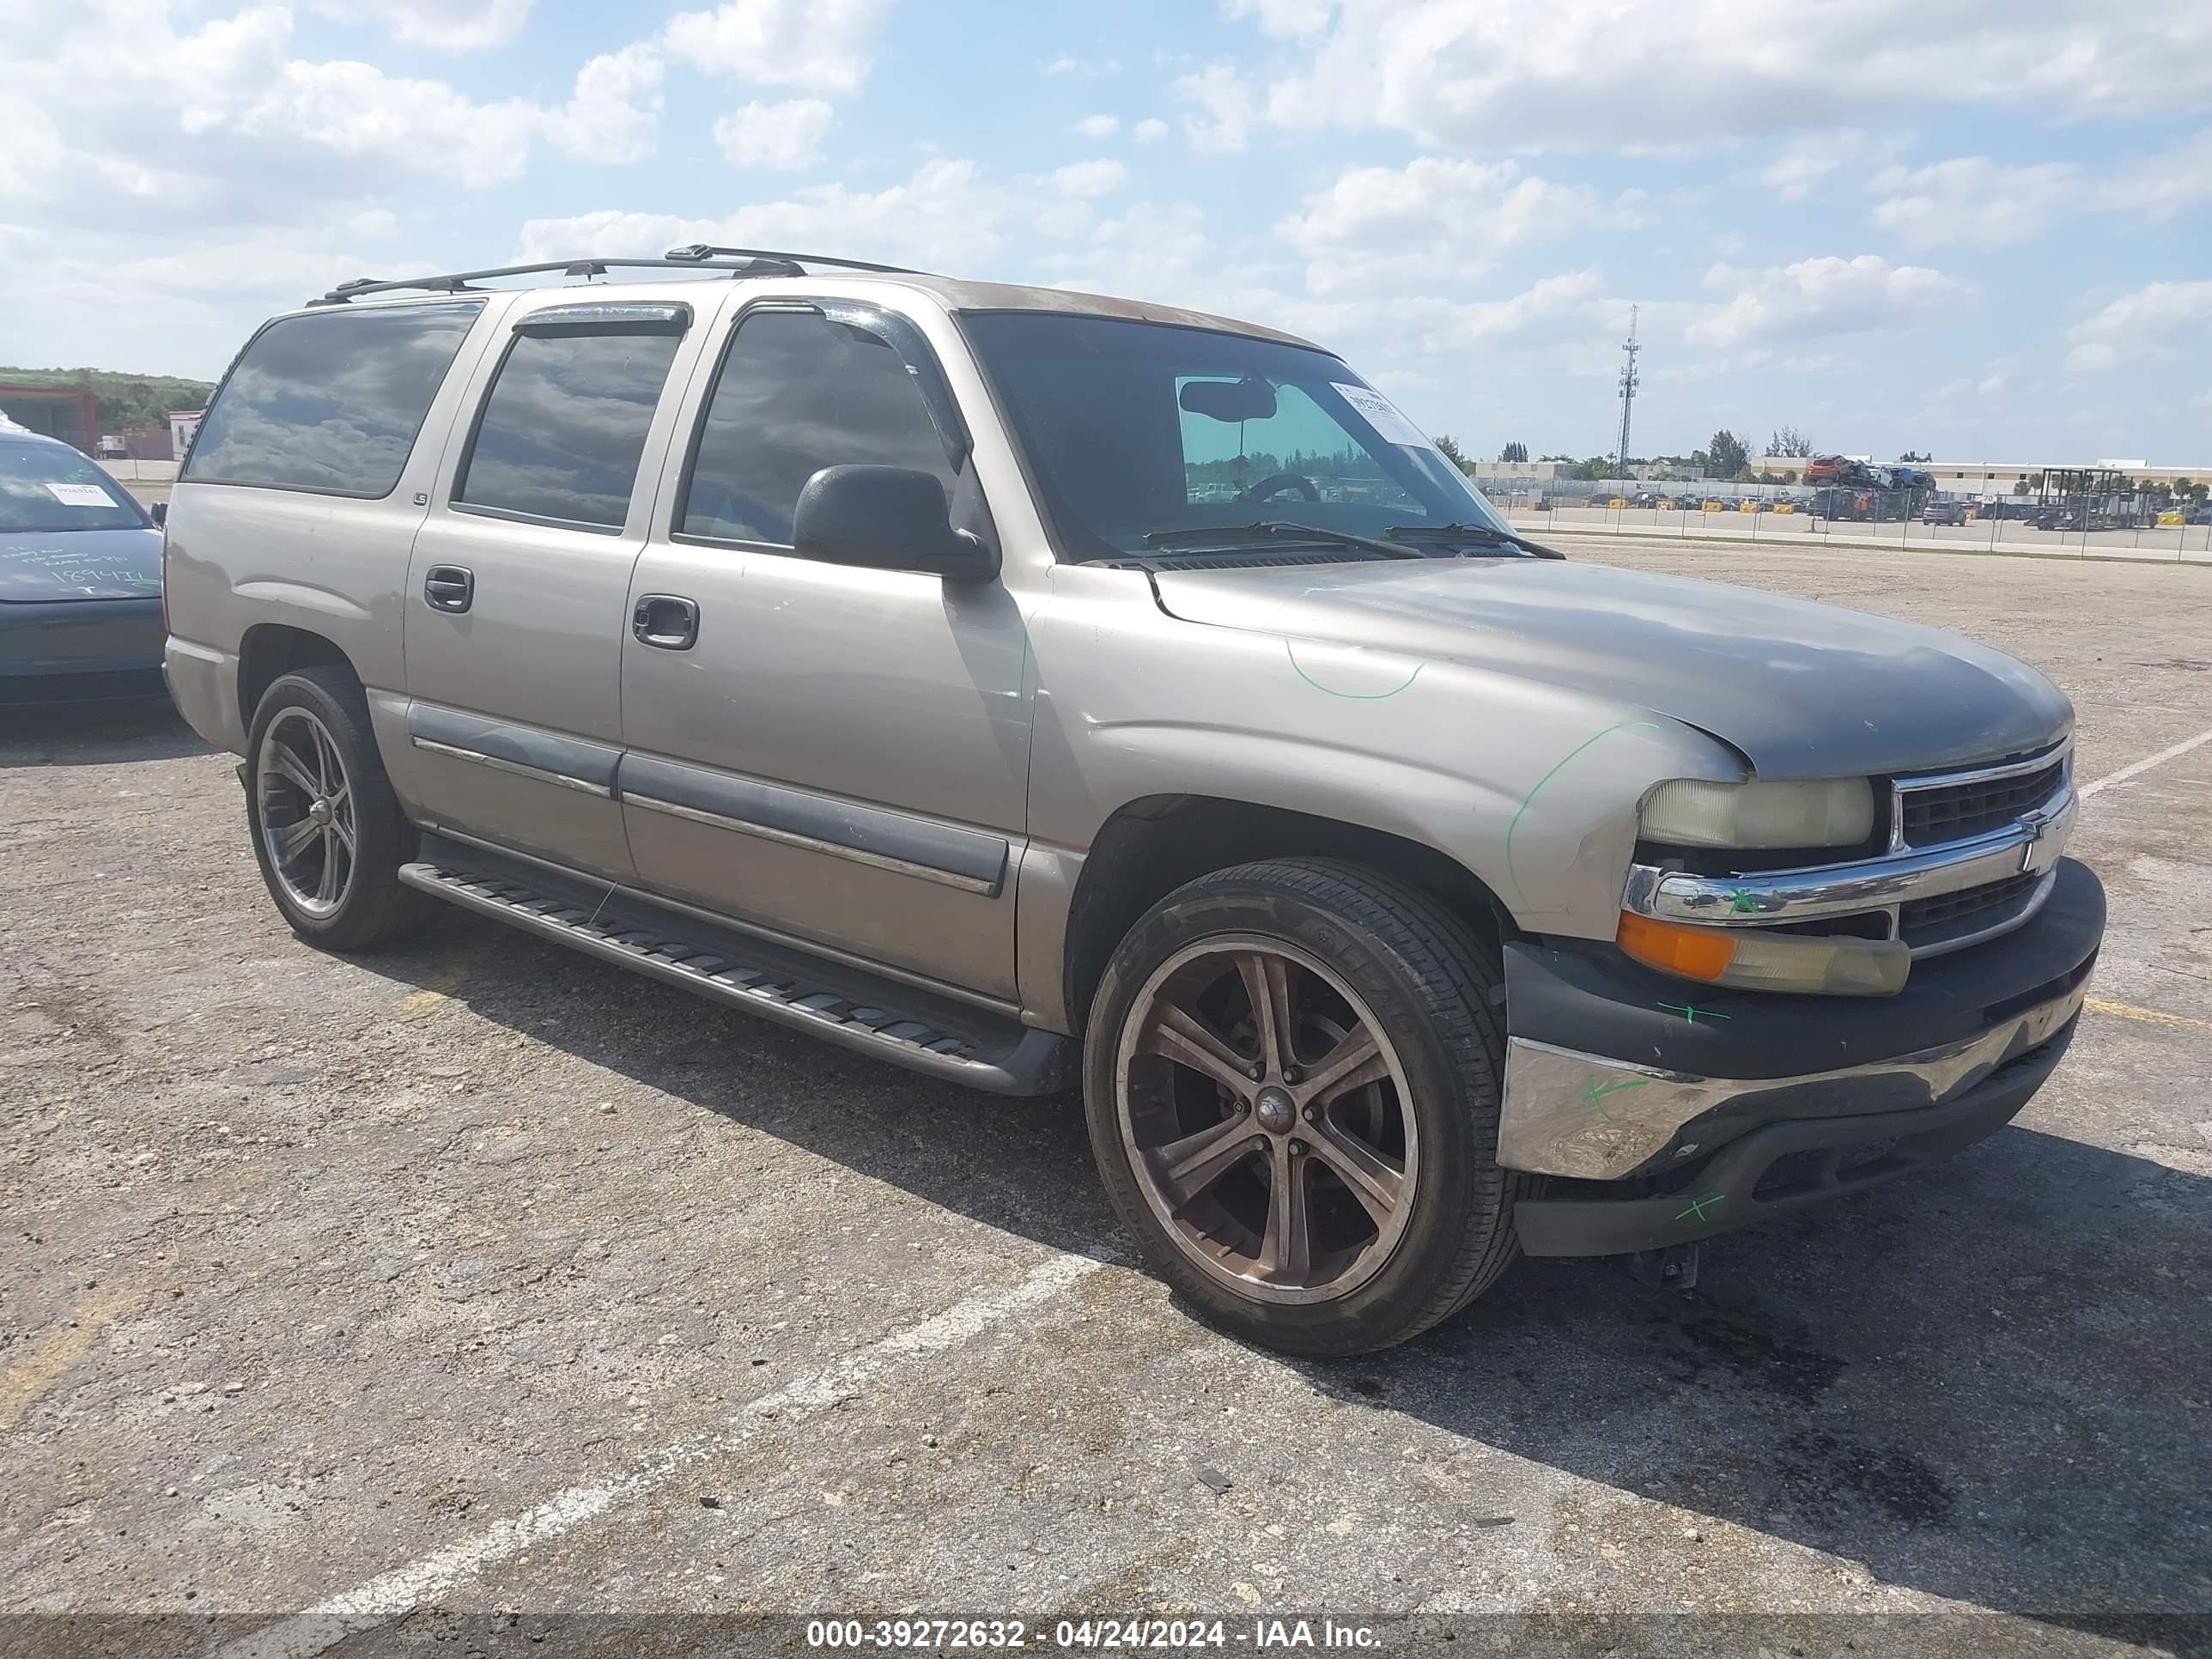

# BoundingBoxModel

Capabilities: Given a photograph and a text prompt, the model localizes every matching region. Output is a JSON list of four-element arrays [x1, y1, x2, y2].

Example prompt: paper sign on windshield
[[45, 483, 115, 507], [1331, 383, 1431, 450]]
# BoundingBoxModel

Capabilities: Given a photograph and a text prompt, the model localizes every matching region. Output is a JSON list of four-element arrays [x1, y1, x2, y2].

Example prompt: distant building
[[1469, 461, 1571, 483], [0, 385, 100, 453], [1748, 456, 2208, 495], [168, 408, 206, 460]]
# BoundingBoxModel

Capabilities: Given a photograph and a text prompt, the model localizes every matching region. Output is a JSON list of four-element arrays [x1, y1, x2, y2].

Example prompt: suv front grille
[[1899, 758, 2063, 848], [1899, 871, 2041, 944]]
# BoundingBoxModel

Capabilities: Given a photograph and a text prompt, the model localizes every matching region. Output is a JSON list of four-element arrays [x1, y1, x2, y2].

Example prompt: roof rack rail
[[307, 249, 923, 307]]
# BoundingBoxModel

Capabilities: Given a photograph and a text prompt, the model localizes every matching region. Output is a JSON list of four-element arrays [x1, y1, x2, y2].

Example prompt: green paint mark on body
[[1674, 1193, 1725, 1222], [1284, 638, 1425, 700], [1503, 720, 1664, 902], [1581, 1075, 1652, 1125], [1659, 1001, 1733, 1024]]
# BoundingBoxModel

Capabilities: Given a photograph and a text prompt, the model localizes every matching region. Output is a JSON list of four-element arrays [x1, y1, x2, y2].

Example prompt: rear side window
[[680, 308, 957, 545], [185, 302, 483, 497], [455, 329, 683, 531]]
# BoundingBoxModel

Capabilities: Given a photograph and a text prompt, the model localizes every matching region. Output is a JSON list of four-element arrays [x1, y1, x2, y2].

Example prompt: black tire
[[245, 666, 435, 951], [1083, 857, 1528, 1358]]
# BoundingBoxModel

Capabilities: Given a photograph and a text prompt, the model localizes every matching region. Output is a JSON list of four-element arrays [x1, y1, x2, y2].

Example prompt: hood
[[1150, 558, 2070, 777], [0, 526, 165, 603]]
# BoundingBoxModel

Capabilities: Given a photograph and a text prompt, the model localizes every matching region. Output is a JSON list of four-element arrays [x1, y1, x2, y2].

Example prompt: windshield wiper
[[1386, 522, 1566, 561], [1140, 521, 1422, 561]]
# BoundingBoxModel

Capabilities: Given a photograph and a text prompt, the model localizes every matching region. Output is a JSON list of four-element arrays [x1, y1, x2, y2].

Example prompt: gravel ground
[[3, 537, 2209, 1659]]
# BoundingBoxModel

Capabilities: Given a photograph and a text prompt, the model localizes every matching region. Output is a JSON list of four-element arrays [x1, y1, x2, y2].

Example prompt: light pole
[[1615, 305, 1640, 484]]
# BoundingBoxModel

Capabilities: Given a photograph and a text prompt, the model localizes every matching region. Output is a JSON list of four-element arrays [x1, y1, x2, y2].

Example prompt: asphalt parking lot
[[4, 535, 2209, 1658]]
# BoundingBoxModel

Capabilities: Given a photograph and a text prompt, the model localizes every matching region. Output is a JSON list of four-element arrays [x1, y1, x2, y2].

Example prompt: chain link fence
[[1468, 474, 2212, 562]]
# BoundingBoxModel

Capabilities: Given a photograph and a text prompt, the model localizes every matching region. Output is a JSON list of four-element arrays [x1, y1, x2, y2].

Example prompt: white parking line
[[2079, 726, 2212, 799], [217, 1249, 1110, 1659]]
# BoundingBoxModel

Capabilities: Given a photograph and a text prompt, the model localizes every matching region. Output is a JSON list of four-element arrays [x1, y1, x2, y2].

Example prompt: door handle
[[424, 565, 474, 613], [632, 593, 700, 650]]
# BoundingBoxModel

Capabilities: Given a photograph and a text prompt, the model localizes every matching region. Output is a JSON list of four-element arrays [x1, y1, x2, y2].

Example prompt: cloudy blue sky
[[3, 0, 2209, 463]]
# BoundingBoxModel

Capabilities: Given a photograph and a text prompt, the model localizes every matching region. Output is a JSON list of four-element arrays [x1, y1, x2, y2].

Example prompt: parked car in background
[[161, 250, 2104, 1358], [1922, 501, 1968, 526], [0, 420, 167, 704]]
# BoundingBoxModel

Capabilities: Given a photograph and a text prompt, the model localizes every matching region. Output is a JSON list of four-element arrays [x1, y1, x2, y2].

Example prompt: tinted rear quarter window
[[682, 308, 956, 545], [454, 330, 683, 531], [185, 301, 484, 497]]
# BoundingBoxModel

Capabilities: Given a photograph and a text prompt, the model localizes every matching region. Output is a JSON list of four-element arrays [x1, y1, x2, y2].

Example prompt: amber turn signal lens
[[1616, 912, 1739, 981]]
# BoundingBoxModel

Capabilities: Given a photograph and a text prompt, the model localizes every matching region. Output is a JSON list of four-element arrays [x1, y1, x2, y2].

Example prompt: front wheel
[[1083, 858, 1527, 1358], [245, 667, 434, 951]]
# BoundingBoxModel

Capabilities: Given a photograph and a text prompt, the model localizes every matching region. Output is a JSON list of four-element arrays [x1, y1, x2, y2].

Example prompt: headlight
[[1639, 776, 1875, 850], [1618, 912, 1910, 996]]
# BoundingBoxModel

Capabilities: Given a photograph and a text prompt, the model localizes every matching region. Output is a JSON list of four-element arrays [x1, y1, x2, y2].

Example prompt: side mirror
[[150, 501, 167, 527], [791, 465, 998, 582]]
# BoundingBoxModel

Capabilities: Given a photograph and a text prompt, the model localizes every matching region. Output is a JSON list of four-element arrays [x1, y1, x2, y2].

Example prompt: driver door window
[[1176, 378, 1419, 510]]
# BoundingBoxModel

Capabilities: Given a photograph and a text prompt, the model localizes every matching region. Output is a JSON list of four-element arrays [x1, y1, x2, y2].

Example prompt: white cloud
[[713, 98, 835, 170], [1176, 64, 1256, 154], [1689, 255, 1971, 347], [1133, 117, 1169, 143], [2066, 281, 2212, 371], [543, 44, 666, 165], [1232, 0, 2212, 151], [1048, 159, 1130, 198], [1030, 203, 1213, 304], [1431, 270, 1610, 346], [1, 3, 665, 213], [312, 0, 533, 51], [661, 0, 887, 94], [1276, 156, 1625, 293], [1761, 128, 1907, 202], [1073, 113, 1120, 138], [1224, 0, 1335, 35], [518, 159, 1042, 273], [2108, 129, 2212, 221], [1869, 157, 2078, 249], [240, 60, 543, 187]]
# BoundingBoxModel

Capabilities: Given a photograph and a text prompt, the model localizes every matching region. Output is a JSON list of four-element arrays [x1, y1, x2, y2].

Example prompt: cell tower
[[1615, 304, 1641, 481]]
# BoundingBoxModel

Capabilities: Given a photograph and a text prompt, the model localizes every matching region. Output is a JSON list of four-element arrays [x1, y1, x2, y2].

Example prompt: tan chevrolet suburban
[[161, 248, 2103, 1357]]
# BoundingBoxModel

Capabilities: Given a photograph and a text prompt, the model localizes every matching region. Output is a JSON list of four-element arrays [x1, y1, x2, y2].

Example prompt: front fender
[[1024, 564, 1743, 945]]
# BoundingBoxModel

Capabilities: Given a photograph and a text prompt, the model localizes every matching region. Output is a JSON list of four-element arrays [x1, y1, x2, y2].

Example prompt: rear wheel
[[1084, 858, 1527, 1357], [246, 667, 434, 951]]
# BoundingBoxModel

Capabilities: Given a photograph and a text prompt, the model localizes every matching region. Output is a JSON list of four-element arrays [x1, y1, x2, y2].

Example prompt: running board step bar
[[397, 848, 1069, 1097]]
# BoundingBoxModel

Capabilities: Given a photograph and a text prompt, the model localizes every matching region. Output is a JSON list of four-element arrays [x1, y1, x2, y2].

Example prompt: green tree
[[1765, 425, 1812, 458], [1498, 441, 1529, 463], [1433, 434, 1469, 470], [1899, 449, 1931, 463], [0, 365, 215, 430], [1707, 429, 1747, 477]]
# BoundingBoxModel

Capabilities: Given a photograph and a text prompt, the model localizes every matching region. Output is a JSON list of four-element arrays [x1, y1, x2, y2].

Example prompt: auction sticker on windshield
[[1332, 383, 1431, 450], [44, 483, 115, 507]]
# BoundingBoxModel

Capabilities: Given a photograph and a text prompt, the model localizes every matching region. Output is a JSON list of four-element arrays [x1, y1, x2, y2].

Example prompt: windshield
[[0, 442, 149, 533], [960, 313, 1512, 560]]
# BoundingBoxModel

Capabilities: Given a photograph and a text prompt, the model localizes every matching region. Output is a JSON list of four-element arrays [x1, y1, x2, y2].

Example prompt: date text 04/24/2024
[[804, 1618, 1383, 1649]]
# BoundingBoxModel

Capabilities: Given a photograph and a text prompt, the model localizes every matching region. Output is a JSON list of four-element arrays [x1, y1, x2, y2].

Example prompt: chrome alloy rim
[[1115, 935, 1419, 1304], [257, 708, 356, 918]]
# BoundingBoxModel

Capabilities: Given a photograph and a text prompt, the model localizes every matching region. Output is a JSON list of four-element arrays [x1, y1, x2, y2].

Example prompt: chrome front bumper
[[1498, 972, 2088, 1180]]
